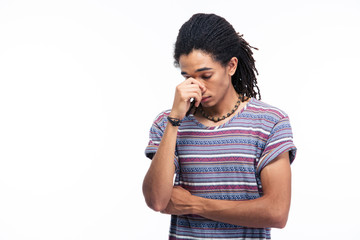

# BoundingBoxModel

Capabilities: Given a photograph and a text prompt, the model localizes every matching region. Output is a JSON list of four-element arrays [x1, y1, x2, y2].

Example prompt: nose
[[194, 77, 207, 94], [201, 87, 207, 95]]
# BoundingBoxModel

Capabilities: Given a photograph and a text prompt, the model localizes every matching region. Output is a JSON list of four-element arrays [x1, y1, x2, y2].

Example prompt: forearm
[[143, 78, 206, 211], [190, 154, 291, 228], [191, 194, 288, 228], [162, 149, 292, 228], [142, 123, 178, 211]]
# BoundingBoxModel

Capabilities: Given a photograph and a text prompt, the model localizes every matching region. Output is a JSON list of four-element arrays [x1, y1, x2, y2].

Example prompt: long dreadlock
[[174, 13, 261, 101]]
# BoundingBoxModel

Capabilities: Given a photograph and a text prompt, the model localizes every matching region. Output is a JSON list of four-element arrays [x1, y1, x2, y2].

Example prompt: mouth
[[201, 96, 211, 103]]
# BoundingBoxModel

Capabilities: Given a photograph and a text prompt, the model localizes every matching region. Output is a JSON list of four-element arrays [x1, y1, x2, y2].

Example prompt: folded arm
[[161, 151, 292, 228], [142, 123, 178, 212]]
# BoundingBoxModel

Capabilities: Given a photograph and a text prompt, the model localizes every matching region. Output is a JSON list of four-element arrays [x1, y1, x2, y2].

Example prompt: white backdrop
[[1, 0, 359, 239]]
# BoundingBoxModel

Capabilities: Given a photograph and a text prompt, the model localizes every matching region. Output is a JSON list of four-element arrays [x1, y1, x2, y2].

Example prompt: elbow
[[269, 209, 289, 229], [144, 197, 168, 212], [272, 215, 288, 229], [142, 176, 173, 212], [143, 184, 170, 212]]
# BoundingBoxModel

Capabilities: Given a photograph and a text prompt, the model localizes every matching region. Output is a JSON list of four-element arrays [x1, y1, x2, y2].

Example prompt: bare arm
[[162, 151, 292, 228], [142, 123, 178, 212], [142, 78, 206, 212]]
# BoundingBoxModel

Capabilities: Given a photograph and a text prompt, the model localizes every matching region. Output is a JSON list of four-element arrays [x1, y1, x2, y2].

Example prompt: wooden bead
[[200, 95, 242, 122]]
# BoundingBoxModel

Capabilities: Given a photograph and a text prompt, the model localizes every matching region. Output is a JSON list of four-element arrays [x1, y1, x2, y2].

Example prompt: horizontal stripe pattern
[[145, 98, 296, 239]]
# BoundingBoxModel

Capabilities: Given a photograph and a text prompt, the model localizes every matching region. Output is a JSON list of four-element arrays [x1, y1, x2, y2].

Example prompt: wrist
[[190, 195, 205, 215], [168, 111, 184, 120], [167, 116, 181, 127]]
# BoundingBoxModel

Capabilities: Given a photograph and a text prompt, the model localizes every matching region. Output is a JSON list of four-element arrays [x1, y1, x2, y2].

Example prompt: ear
[[227, 57, 238, 76]]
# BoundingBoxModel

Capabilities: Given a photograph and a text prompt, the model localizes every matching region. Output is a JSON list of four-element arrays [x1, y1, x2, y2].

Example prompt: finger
[[185, 77, 195, 83], [191, 87, 203, 107], [180, 85, 202, 97], [186, 88, 202, 107], [186, 85, 203, 95], [186, 77, 205, 88], [184, 87, 202, 105], [193, 94, 202, 108], [185, 78, 206, 90]]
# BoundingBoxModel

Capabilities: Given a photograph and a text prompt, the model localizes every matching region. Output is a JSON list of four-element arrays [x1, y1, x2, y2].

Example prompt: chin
[[200, 101, 214, 108]]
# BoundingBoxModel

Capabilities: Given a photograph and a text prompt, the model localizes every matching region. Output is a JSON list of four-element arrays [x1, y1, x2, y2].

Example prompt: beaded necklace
[[199, 95, 241, 122]]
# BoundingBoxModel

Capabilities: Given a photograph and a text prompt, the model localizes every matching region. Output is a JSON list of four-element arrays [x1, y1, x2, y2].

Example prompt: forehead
[[179, 50, 221, 71]]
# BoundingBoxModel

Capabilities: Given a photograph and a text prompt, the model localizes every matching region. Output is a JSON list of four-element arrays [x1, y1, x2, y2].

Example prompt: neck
[[201, 87, 239, 117]]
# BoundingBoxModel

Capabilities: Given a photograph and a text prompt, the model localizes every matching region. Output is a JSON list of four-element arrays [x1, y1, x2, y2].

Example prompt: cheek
[[205, 72, 230, 93], [216, 74, 231, 89]]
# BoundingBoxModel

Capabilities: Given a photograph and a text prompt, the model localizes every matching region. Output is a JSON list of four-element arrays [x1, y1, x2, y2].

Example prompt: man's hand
[[161, 186, 198, 216], [160, 152, 292, 228], [170, 78, 206, 120]]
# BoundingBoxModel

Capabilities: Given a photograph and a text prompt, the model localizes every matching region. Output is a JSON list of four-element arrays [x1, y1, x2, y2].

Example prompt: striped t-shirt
[[145, 98, 297, 240]]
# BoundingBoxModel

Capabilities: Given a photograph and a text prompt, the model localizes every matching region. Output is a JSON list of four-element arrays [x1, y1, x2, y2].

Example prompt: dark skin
[[161, 151, 291, 228], [143, 50, 292, 228]]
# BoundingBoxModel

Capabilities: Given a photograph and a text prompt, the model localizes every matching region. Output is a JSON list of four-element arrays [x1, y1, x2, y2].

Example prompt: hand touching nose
[[170, 78, 206, 120]]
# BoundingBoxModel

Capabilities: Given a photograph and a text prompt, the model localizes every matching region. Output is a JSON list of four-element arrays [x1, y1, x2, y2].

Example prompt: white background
[[1, 0, 359, 239]]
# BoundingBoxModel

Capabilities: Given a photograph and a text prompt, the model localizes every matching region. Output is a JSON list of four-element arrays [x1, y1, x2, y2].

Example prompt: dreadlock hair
[[174, 13, 261, 101]]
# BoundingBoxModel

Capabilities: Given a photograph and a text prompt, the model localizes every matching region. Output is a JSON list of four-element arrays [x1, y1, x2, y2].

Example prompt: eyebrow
[[181, 67, 213, 75]]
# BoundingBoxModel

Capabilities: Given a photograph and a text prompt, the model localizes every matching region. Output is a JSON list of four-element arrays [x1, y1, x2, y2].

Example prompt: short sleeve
[[144, 112, 180, 173], [256, 115, 297, 174]]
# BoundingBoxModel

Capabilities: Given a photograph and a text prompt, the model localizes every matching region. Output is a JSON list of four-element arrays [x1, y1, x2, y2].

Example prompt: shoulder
[[247, 98, 289, 123], [150, 109, 171, 130]]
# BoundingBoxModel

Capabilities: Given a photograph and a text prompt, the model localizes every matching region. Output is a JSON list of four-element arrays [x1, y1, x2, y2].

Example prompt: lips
[[201, 96, 211, 102]]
